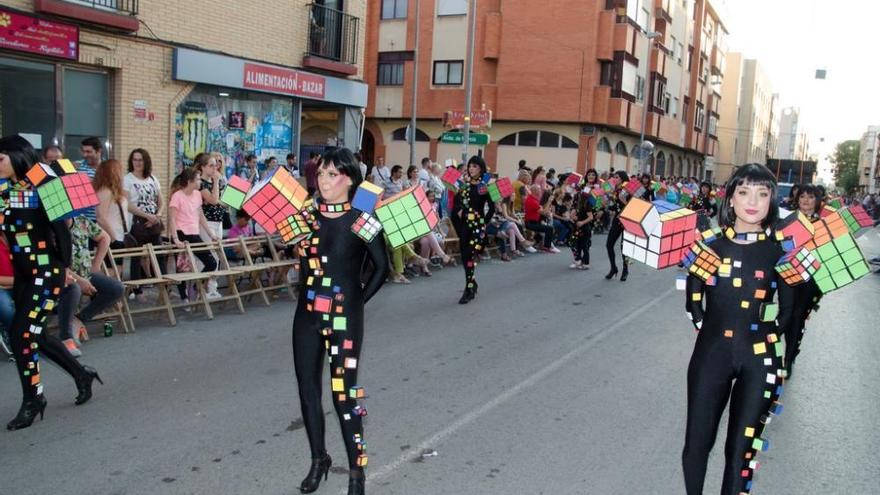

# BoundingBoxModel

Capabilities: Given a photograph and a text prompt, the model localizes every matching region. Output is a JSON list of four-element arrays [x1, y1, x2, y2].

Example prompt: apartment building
[[0, 0, 367, 187], [715, 53, 779, 183], [363, 0, 729, 180], [776, 106, 809, 161], [858, 125, 880, 194]]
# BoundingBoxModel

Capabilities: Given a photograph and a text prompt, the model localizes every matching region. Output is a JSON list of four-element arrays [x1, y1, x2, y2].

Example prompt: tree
[[830, 140, 860, 193]]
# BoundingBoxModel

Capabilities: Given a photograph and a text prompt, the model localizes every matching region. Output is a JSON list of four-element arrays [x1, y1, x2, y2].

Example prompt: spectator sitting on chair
[[0, 236, 15, 358], [524, 184, 558, 253], [417, 189, 456, 267], [58, 216, 125, 357]]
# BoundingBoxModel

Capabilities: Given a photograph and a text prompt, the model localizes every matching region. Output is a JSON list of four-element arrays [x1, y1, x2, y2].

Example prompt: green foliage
[[830, 140, 860, 192]]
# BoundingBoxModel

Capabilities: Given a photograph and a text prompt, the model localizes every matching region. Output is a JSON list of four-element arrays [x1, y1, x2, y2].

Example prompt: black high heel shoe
[[472, 281, 478, 295], [74, 365, 103, 406], [458, 288, 475, 304], [604, 268, 618, 280], [348, 473, 365, 495], [6, 396, 47, 431], [299, 453, 332, 493], [620, 269, 629, 282]]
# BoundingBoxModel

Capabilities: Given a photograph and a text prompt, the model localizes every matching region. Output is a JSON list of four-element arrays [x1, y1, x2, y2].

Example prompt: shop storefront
[[0, 8, 109, 157], [172, 47, 367, 176]]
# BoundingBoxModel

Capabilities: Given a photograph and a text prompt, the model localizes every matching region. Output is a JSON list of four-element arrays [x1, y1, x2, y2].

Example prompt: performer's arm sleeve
[[776, 279, 795, 337], [50, 219, 73, 268], [685, 274, 705, 331], [363, 234, 390, 304]]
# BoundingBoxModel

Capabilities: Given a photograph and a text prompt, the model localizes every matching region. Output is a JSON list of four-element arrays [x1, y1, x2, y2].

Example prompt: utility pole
[[638, 13, 660, 175], [461, 0, 477, 165], [409, 0, 420, 168]]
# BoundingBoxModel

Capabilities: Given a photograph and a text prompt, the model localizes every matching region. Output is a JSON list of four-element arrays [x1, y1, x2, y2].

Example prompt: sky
[[723, 0, 879, 180]]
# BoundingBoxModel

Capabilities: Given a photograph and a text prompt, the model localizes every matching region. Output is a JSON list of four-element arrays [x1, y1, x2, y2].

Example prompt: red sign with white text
[[443, 110, 493, 129], [0, 9, 78, 61], [243, 63, 326, 99]]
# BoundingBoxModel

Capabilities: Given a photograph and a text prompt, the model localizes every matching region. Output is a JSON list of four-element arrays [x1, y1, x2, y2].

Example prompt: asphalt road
[[1, 229, 879, 495]]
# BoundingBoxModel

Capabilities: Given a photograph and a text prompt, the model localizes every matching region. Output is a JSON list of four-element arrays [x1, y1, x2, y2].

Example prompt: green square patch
[[36, 254, 49, 265], [333, 316, 347, 331], [386, 231, 404, 248], [15, 233, 31, 247], [849, 260, 870, 279], [400, 225, 417, 242], [221, 188, 246, 209], [401, 193, 418, 210]]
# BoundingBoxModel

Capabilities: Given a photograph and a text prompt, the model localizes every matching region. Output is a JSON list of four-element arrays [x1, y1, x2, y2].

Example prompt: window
[[377, 63, 404, 86], [682, 99, 689, 123], [636, 74, 645, 102], [678, 42, 684, 64], [597, 137, 612, 153], [561, 136, 579, 149], [392, 127, 429, 141], [695, 103, 705, 130], [622, 61, 638, 96], [499, 133, 517, 145], [518, 130, 538, 147], [671, 96, 679, 117], [63, 69, 109, 157], [599, 60, 614, 86], [539, 131, 560, 148], [663, 92, 671, 114], [708, 115, 718, 136], [382, 0, 408, 19], [437, 0, 467, 16], [626, 0, 650, 30], [433, 60, 463, 85], [615, 141, 629, 156]]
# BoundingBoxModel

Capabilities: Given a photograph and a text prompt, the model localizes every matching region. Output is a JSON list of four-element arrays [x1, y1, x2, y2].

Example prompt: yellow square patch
[[724, 330, 734, 338], [732, 278, 742, 287], [744, 427, 755, 438], [753, 342, 767, 354], [331, 378, 345, 392], [691, 293, 702, 302], [740, 300, 750, 309]]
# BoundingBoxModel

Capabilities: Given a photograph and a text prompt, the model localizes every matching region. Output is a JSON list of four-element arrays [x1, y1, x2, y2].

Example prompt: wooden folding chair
[[106, 244, 177, 331]]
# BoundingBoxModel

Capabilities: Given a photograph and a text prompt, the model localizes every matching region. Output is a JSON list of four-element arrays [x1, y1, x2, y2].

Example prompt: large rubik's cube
[[774, 211, 815, 251], [352, 181, 383, 214], [374, 186, 438, 248], [621, 199, 698, 269], [565, 173, 583, 187], [803, 211, 870, 293], [487, 177, 513, 202], [681, 240, 721, 283], [241, 168, 308, 234], [220, 175, 252, 210], [838, 204, 874, 237], [624, 180, 646, 199], [775, 247, 821, 285], [29, 160, 99, 221]]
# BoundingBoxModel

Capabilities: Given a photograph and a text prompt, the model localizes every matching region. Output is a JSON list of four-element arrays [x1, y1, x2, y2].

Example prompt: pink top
[[0, 241, 13, 277], [227, 223, 252, 239], [169, 190, 203, 236]]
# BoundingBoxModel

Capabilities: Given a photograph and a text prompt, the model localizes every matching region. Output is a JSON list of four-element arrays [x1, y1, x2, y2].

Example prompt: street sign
[[442, 110, 492, 129], [440, 132, 490, 145]]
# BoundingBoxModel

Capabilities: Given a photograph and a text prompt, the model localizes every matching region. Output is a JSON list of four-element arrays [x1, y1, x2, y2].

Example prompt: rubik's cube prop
[[441, 167, 462, 192], [352, 181, 383, 214], [277, 210, 313, 244], [681, 240, 721, 283], [803, 211, 871, 294], [235, 168, 308, 234], [819, 205, 838, 218], [625, 180, 646, 199], [487, 177, 513, 202], [374, 186, 438, 248], [620, 198, 698, 269], [220, 175, 251, 210], [28, 159, 99, 221], [838, 204, 874, 237], [774, 211, 815, 252], [775, 247, 821, 285], [565, 173, 583, 187]]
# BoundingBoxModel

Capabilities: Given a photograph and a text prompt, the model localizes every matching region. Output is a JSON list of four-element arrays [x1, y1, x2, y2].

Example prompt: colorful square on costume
[[351, 212, 383, 242], [313, 295, 332, 313], [277, 211, 312, 244], [352, 181, 384, 214], [441, 167, 462, 192], [487, 177, 513, 202], [333, 317, 347, 331], [753, 342, 767, 354], [374, 186, 438, 248], [331, 378, 345, 392]]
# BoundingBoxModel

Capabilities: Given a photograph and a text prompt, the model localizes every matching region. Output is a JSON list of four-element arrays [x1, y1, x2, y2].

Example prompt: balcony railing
[[65, 0, 139, 15], [308, 3, 359, 66]]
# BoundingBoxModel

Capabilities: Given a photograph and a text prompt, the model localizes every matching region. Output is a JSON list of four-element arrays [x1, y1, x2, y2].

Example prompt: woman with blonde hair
[[94, 159, 130, 249]]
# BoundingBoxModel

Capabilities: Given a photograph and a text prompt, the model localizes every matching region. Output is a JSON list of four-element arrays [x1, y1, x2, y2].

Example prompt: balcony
[[33, 0, 139, 31], [303, 3, 360, 76]]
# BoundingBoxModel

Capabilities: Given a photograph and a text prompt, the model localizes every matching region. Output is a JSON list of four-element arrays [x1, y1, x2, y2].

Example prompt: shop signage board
[[0, 8, 78, 61], [440, 132, 490, 145], [443, 110, 492, 129], [243, 63, 326, 100]]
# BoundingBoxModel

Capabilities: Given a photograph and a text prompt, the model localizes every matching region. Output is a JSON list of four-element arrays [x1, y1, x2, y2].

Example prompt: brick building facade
[[0, 0, 367, 189], [364, 0, 728, 181]]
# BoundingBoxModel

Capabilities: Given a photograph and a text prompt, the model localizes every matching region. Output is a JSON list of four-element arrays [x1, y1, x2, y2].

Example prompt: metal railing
[[308, 3, 359, 66], [65, 0, 139, 15]]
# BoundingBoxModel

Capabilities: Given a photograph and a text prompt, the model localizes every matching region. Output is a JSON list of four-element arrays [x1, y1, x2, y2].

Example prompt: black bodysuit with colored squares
[[292, 203, 389, 472], [450, 182, 495, 292], [2, 183, 87, 404], [682, 232, 794, 495]]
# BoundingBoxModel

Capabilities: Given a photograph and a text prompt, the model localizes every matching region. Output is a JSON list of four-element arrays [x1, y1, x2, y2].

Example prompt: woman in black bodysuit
[[689, 181, 719, 232], [605, 171, 631, 281], [0, 135, 102, 431], [682, 164, 794, 495], [782, 184, 823, 377], [450, 155, 495, 304], [292, 148, 389, 495]]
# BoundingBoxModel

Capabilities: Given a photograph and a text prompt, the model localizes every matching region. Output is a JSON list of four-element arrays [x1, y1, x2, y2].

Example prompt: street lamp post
[[639, 29, 662, 175], [408, 0, 421, 169], [461, 0, 478, 165]]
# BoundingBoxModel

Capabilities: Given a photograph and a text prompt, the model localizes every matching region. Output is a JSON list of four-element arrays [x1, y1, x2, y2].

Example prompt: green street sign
[[440, 132, 490, 145]]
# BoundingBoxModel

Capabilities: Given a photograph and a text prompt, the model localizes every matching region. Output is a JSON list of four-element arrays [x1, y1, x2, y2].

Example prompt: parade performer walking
[[605, 171, 631, 281], [0, 135, 102, 431], [450, 156, 495, 304], [682, 164, 792, 494], [291, 148, 389, 495]]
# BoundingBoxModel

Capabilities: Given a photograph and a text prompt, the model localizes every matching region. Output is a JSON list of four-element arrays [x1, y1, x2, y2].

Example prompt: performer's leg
[[293, 315, 327, 458]]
